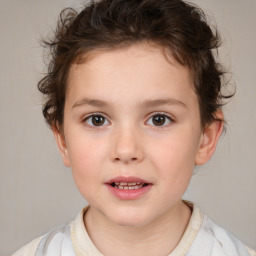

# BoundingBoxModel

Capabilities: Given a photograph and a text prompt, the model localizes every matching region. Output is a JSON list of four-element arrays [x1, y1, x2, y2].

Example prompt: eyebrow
[[72, 98, 110, 108], [72, 97, 187, 109], [139, 98, 187, 108]]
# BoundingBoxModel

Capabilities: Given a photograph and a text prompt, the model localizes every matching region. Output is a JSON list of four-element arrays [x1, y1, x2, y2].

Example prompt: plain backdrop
[[1, 0, 255, 255]]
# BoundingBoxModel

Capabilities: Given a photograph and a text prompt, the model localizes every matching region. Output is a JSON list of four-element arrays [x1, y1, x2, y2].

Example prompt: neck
[[84, 201, 192, 256]]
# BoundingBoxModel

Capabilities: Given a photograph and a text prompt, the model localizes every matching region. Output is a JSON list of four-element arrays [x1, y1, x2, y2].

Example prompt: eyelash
[[82, 112, 174, 129], [82, 112, 110, 128]]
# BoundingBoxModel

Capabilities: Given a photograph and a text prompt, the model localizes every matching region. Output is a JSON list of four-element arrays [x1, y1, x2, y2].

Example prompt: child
[[12, 0, 256, 255]]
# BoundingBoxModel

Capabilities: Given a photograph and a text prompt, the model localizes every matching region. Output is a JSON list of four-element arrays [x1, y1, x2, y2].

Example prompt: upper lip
[[106, 176, 151, 184]]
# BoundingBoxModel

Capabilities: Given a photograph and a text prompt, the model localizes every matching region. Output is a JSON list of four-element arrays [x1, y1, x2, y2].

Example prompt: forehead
[[66, 44, 197, 108], [68, 43, 192, 81]]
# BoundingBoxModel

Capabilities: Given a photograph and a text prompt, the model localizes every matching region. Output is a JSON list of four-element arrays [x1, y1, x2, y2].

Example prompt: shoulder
[[11, 207, 88, 256], [188, 212, 256, 256], [11, 236, 43, 256], [12, 224, 76, 256], [205, 216, 255, 256]]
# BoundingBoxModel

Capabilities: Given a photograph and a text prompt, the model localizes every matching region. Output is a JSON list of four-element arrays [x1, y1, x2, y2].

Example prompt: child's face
[[55, 44, 209, 227]]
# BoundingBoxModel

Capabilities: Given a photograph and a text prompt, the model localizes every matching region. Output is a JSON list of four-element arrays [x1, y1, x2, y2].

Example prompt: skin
[[54, 43, 223, 255]]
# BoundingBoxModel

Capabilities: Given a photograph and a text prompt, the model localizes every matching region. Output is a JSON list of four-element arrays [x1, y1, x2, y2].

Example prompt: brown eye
[[147, 114, 172, 127], [92, 115, 105, 126], [85, 114, 109, 127], [153, 115, 165, 126]]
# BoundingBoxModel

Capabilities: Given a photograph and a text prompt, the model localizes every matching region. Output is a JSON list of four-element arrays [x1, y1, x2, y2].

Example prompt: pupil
[[153, 115, 165, 126], [92, 116, 104, 126]]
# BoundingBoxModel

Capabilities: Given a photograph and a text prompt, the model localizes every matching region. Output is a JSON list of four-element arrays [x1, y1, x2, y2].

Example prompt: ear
[[195, 110, 224, 165], [52, 126, 70, 167]]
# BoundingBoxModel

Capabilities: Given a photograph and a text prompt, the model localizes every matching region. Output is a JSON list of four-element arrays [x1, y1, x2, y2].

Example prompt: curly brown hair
[[38, 0, 233, 131]]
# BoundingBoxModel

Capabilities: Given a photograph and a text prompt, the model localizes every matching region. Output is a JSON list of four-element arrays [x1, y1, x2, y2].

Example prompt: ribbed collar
[[70, 201, 204, 256]]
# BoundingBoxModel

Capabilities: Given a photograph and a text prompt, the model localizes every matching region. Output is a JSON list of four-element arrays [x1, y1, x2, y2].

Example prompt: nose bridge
[[111, 122, 144, 163]]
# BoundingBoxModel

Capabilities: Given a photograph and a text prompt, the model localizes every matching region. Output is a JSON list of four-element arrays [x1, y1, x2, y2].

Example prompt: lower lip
[[106, 184, 152, 200]]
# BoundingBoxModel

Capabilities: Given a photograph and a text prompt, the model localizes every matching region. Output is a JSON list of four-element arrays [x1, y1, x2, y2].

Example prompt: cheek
[[66, 136, 107, 192], [149, 129, 200, 184]]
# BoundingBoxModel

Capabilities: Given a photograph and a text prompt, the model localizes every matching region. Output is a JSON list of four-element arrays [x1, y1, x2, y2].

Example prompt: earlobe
[[195, 111, 224, 165], [52, 126, 70, 167]]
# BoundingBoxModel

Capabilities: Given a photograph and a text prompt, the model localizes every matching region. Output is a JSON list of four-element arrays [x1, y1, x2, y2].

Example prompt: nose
[[110, 126, 144, 164]]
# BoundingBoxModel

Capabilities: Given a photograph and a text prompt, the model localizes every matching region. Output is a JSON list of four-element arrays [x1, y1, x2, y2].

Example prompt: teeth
[[112, 181, 148, 190], [116, 182, 142, 186], [114, 183, 144, 190]]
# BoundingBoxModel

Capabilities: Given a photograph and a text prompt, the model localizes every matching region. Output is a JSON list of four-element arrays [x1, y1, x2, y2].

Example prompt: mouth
[[106, 176, 151, 188], [105, 176, 152, 200], [110, 182, 149, 190]]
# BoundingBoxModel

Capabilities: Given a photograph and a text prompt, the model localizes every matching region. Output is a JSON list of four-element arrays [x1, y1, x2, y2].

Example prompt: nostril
[[114, 157, 137, 161], [111, 147, 144, 163]]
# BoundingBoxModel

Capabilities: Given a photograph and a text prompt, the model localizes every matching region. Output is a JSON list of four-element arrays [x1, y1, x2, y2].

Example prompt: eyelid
[[146, 112, 174, 127], [81, 111, 175, 128], [82, 112, 111, 128]]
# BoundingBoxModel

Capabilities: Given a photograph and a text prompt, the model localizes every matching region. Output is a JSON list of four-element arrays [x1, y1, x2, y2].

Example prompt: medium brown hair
[[38, 0, 233, 130]]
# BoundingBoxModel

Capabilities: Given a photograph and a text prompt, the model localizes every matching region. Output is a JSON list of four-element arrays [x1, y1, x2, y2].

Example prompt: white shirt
[[12, 203, 256, 256]]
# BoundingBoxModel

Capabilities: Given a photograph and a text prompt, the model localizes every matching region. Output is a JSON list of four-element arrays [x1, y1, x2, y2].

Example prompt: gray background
[[0, 0, 255, 255]]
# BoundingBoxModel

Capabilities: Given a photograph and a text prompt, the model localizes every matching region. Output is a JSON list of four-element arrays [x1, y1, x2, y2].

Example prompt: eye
[[83, 114, 110, 127], [146, 113, 173, 127]]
